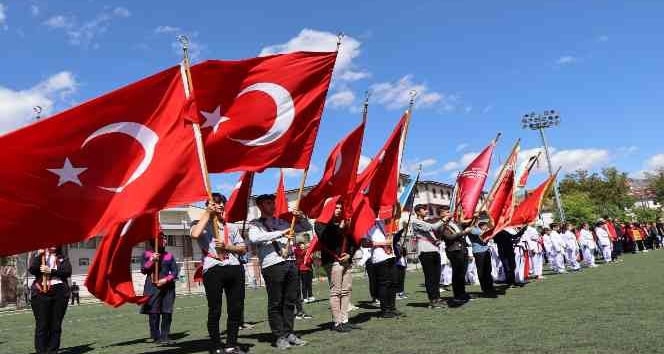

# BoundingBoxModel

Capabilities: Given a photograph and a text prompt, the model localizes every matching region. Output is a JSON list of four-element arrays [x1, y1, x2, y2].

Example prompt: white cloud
[[214, 182, 235, 194], [464, 106, 473, 113], [482, 105, 493, 114], [455, 143, 469, 152], [281, 164, 320, 179], [358, 155, 371, 173], [259, 29, 369, 83], [327, 89, 355, 109], [42, 7, 130, 47], [0, 3, 6, 29], [112, 7, 131, 18], [371, 75, 453, 111], [403, 158, 437, 175], [556, 55, 577, 65], [30, 5, 39, 16], [155, 25, 181, 34], [517, 147, 611, 175], [646, 154, 664, 171], [598, 35, 609, 42], [43, 15, 73, 29], [0, 71, 77, 133], [441, 152, 480, 173]]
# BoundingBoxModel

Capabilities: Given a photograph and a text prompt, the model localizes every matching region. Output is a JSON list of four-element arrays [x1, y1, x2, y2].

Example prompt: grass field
[[2, 251, 664, 354]]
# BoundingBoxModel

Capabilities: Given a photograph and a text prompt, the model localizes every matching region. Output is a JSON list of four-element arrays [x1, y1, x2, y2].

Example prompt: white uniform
[[488, 239, 504, 282], [579, 229, 597, 267], [514, 235, 529, 284], [595, 226, 612, 263], [524, 226, 544, 278], [439, 242, 452, 286], [563, 231, 581, 271], [465, 237, 479, 285], [550, 231, 567, 273]]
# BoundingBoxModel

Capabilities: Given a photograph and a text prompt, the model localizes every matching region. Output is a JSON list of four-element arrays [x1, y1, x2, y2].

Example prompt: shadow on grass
[[58, 343, 96, 354], [136, 339, 255, 354], [108, 331, 190, 347]]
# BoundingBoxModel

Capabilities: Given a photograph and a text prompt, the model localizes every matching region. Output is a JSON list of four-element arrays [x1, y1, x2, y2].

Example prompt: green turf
[[2, 251, 664, 354]]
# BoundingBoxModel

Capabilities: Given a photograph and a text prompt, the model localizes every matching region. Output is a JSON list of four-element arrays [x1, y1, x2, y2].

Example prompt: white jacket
[[563, 231, 579, 251], [579, 229, 596, 250], [550, 231, 566, 253], [595, 227, 611, 247]]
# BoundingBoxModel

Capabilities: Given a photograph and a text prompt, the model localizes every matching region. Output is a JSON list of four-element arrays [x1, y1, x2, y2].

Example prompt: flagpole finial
[[177, 35, 190, 62], [408, 90, 418, 110], [361, 90, 370, 122], [418, 163, 423, 173], [336, 32, 344, 51], [33, 106, 42, 120]]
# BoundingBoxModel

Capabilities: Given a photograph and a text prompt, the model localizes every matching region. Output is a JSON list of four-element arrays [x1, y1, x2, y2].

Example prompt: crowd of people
[[26, 194, 664, 354]]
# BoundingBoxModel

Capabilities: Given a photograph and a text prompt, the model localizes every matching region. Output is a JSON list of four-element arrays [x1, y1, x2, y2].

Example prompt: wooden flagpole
[[177, 35, 225, 263], [239, 172, 255, 239]]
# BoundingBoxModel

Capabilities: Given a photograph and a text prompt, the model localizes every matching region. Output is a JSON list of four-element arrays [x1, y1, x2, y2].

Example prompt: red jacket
[[294, 246, 311, 272]]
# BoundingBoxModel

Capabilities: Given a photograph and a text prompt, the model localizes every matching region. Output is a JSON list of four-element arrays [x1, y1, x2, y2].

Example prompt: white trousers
[[531, 253, 543, 277], [565, 249, 581, 270], [600, 244, 612, 263], [514, 249, 527, 283], [466, 260, 479, 285], [582, 247, 596, 267], [440, 264, 452, 286]]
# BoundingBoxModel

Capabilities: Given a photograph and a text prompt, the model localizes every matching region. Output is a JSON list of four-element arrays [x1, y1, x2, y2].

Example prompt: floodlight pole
[[523, 110, 566, 223]]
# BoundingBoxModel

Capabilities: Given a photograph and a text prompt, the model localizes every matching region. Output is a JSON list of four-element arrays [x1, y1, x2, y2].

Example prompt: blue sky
[[1, 1, 663, 197]]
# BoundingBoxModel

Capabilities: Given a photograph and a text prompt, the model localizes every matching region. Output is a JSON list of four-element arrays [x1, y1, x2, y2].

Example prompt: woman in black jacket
[[29, 246, 72, 354]]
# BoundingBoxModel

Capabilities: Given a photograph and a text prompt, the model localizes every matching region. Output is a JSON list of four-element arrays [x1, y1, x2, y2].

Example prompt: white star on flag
[[47, 158, 87, 187], [200, 105, 230, 133]]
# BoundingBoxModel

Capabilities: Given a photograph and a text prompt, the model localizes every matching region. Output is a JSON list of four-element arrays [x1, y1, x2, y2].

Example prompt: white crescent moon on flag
[[229, 83, 295, 146], [82, 122, 159, 193]]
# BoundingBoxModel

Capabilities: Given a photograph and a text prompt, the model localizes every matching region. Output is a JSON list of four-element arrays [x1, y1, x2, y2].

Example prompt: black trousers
[[70, 292, 79, 305], [203, 265, 245, 346], [148, 313, 172, 341], [418, 252, 441, 301], [497, 242, 516, 285], [366, 262, 378, 300], [447, 250, 468, 300], [474, 251, 495, 295], [262, 262, 299, 339], [31, 284, 69, 353], [396, 266, 406, 294], [374, 258, 398, 314], [612, 241, 623, 260], [635, 240, 645, 252], [299, 270, 313, 299]]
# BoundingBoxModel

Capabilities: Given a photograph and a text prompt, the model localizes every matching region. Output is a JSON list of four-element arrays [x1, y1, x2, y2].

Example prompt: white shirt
[[595, 227, 611, 247], [542, 234, 553, 253], [524, 226, 542, 253], [579, 229, 596, 250], [550, 231, 565, 252], [369, 225, 395, 264], [563, 231, 579, 251]]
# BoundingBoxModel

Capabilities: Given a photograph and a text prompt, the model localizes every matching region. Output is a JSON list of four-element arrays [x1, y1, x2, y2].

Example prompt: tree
[[558, 191, 597, 224], [558, 168, 635, 220], [645, 169, 664, 206]]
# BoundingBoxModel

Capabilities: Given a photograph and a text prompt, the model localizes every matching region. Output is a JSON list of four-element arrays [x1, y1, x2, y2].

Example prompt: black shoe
[[345, 322, 362, 330], [393, 310, 407, 318], [333, 323, 352, 333], [428, 301, 442, 309], [378, 311, 397, 318], [447, 298, 466, 308]]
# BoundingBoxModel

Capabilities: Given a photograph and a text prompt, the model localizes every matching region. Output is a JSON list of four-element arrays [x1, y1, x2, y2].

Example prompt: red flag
[[454, 137, 497, 222], [299, 121, 365, 219], [517, 152, 541, 188], [349, 195, 378, 244], [85, 213, 159, 307], [192, 52, 337, 172], [303, 235, 319, 268], [224, 172, 254, 223], [507, 173, 557, 228], [304, 196, 342, 267], [354, 114, 408, 220], [275, 170, 292, 220], [484, 141, 520, 238], [0, 66, 207, 256]]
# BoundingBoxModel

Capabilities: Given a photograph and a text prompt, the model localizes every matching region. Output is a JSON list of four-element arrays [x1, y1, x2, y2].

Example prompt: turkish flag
[[349, 196, 378, 244], [0, 66, 207, 256], [454, 137, 497, 222], [484, 141, 520, 238], [224, 172, 254, 223], [85, 213, 158, 307], [354, 114, 408, 220], [191, 52, 337, 172], [275, 170, 292, 220], [507, 174, 557, 228], [303, 234, 319, 268], [299, 121, 365, 219]]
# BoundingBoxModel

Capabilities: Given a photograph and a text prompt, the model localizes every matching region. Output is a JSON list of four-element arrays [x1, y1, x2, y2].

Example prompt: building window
[[432, 188, 438, 198], [131, 256, 142, 265], [79, 258, 90, 267], [167, 235, 176, 247]]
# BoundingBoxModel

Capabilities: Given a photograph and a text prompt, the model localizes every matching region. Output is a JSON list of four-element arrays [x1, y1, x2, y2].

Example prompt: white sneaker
[[303, 298, 310, 304], [348, 305, 359, 312], [307, 297, 316, 302]]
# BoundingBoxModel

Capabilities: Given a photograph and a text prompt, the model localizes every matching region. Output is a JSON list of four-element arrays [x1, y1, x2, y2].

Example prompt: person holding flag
[[411, 204, 446, 308], [248, 194, 311, 350], [314, 198, 360, 332], [29, 246, 72, 354], [140, 232, 179, 346], [190, 193, 248, 354], [439, 206, 473, 307]]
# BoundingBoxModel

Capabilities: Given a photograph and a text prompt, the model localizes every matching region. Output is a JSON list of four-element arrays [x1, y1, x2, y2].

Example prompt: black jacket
[[29, 253, 72, 295]]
